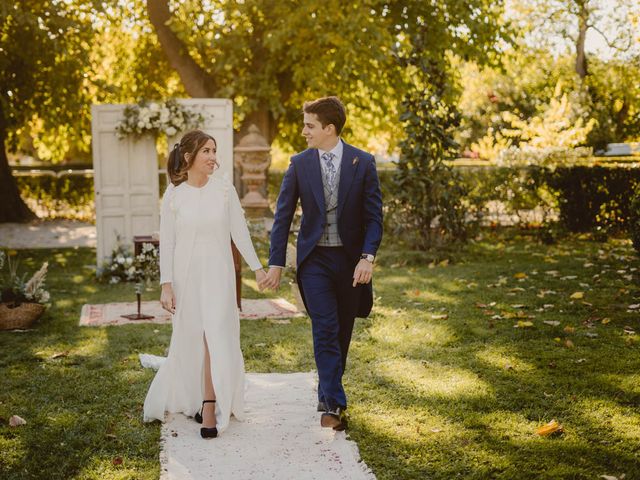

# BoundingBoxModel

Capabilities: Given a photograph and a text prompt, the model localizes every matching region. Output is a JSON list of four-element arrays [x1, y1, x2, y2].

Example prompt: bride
[[143, 129, 266, 439]]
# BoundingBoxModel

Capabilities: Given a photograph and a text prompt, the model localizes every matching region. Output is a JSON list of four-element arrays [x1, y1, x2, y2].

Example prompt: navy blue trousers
[[298, 246, 362, 410]]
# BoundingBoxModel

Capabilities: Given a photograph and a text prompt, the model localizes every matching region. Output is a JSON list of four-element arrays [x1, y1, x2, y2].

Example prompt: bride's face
[[189, 139, 218, 176]]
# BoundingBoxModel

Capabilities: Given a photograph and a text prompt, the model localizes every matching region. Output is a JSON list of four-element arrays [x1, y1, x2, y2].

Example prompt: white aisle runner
[[159, 372, 375, 480]]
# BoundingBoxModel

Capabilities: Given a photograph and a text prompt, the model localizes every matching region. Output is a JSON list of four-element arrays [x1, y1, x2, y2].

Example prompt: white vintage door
[[91, 104, 160, 267], [167, 99, 234, 179]]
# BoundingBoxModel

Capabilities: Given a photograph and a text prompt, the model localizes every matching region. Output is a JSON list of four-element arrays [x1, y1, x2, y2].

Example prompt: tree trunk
[[239, 108, 277, 145], [0, 122, 36, 223], [575, 3, 588, 79], [146, 0, 216, 97]]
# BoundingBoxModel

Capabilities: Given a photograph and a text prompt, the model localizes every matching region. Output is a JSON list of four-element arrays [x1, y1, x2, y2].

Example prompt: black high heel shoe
[[196, 400, 218, 439]]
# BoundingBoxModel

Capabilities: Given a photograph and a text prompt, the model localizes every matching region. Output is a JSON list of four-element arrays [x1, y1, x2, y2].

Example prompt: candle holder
[[121, 282, 154, 320]]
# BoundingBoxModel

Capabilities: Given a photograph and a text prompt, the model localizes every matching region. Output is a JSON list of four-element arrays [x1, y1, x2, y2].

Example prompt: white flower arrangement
[[98, 238, 159, 284], [115, 99, 204, 139]]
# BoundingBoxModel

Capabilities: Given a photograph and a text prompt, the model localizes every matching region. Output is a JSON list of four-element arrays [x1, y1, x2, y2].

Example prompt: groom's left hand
[[352, 259, 373, 287]]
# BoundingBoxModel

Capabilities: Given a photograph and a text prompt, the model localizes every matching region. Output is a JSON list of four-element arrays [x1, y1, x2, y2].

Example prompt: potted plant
[[0, 251, 50, 330]]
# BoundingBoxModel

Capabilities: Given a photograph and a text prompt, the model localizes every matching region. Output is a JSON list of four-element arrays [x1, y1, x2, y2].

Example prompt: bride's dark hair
[[167, 130, 217, 186]]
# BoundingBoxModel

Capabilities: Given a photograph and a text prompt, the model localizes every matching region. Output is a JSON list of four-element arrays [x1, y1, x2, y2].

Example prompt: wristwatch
[[360, 253, 375, 263]]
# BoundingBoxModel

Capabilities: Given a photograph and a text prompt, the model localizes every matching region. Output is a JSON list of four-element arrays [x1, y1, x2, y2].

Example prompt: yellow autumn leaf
[[515, 320, 534, 328], [563, 326, 575, 333], [514, 272, 528, 279], [536, 419, 563, 436], [570, 292, 584, 299], [601, 318, 611, 325]]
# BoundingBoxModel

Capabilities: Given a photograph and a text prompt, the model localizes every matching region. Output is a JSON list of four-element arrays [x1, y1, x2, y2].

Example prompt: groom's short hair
[[303, 96, 346, 135]]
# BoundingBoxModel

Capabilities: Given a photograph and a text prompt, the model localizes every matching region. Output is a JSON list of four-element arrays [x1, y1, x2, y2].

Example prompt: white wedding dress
[[143, 175, 262, 433]]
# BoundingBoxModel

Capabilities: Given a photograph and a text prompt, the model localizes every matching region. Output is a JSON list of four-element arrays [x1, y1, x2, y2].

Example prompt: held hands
[[255, 268, 267, 291], [352, 259, 373, 287], [160, 283, 176, 314], [259, 267, 282, 291]]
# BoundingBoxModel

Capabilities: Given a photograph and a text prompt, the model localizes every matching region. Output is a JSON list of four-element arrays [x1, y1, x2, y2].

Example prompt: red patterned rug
[[79, 298, 303, 327]]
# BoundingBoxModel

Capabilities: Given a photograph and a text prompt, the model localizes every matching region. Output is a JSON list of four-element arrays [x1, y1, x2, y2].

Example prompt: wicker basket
[[0, 302, 45, 330]]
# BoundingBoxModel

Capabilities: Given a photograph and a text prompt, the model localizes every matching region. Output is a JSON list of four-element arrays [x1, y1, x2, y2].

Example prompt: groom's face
[[302, 113, 335, 150]]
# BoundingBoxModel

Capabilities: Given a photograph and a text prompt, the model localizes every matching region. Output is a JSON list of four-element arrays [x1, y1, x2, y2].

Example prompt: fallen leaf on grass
[[511, 304, 526, 309], [51, 351, 69, 359], [543, 321, 561, 326], [431, 428, 443, 433], [575, 358, 587, 363], [565, 339, 575, 348], [601, 318, 611, 325], [431, 314, 449, 320], [570, 292, 584, 299], [536, 419, 563, 436], [628, 304, 640, 310], [584, 332, 599, 338], [600, 475, 626, 480], [537, 289, 557, 298], [623, 327, 636, 335], [563, 326, 575, 333], [514, 272, 528, 279], [438, 259, 449, 267], [112, 457, 123, 466], [560, 275, 577, 280], [514, 321, 534, 328], [269, 319, 291, 325], [9, 415, 26, 427]]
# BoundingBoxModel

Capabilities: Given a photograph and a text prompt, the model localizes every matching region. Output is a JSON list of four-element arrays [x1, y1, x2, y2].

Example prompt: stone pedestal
[[234, 125, 271, 218]]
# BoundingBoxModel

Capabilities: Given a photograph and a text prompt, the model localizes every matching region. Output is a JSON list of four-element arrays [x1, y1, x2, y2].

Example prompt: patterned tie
[[322, 152, 337, 193]]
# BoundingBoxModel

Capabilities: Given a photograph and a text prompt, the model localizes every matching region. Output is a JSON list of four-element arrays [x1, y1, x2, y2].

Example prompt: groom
[[262, 96, 383, 430]]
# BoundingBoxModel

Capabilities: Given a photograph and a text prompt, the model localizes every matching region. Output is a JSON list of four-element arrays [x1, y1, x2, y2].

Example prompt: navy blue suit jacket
[[269, 141, 383, 317]]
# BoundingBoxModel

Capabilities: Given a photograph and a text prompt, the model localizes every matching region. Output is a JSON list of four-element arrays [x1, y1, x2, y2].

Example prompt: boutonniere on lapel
[[352, 156, 359, 165]]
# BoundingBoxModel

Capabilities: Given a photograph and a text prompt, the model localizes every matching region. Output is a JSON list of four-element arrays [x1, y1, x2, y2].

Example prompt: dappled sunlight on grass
[[597, 373, 640, 397], [354, 404, 456, 442], [576, 398, 640, 442], [377, 358, 494, 400], [368, 314, 457, 348], [475, 347, 537, 373], [54, 299, 74, 309], [401, 287, 458, 305], [474, 411, 542, 443]]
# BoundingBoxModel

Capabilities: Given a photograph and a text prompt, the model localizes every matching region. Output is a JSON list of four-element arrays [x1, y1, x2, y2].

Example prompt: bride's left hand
[[255, 268, 267, 291]]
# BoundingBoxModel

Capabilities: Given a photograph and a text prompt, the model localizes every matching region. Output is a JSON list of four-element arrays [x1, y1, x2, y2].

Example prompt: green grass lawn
[[1, 231, 639, 479]]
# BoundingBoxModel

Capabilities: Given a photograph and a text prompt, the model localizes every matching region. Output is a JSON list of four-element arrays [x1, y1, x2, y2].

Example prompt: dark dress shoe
[[317, 401, 327, 412], [320, 407, 347, 431]]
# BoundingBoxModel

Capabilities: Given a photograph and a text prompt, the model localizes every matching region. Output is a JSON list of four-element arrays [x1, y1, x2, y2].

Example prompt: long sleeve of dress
[[159, 184, 176, 285], [228, 183, 263, 272]]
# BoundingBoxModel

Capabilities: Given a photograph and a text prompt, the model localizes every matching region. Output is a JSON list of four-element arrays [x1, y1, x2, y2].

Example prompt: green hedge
[[16, 175, 95, 222], [16, 164, 640, 240], [547, 166, 640, 233]]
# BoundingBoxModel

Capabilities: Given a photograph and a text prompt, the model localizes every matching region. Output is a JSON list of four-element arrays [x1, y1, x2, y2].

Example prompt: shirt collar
[[318, 138, 343, 162]]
